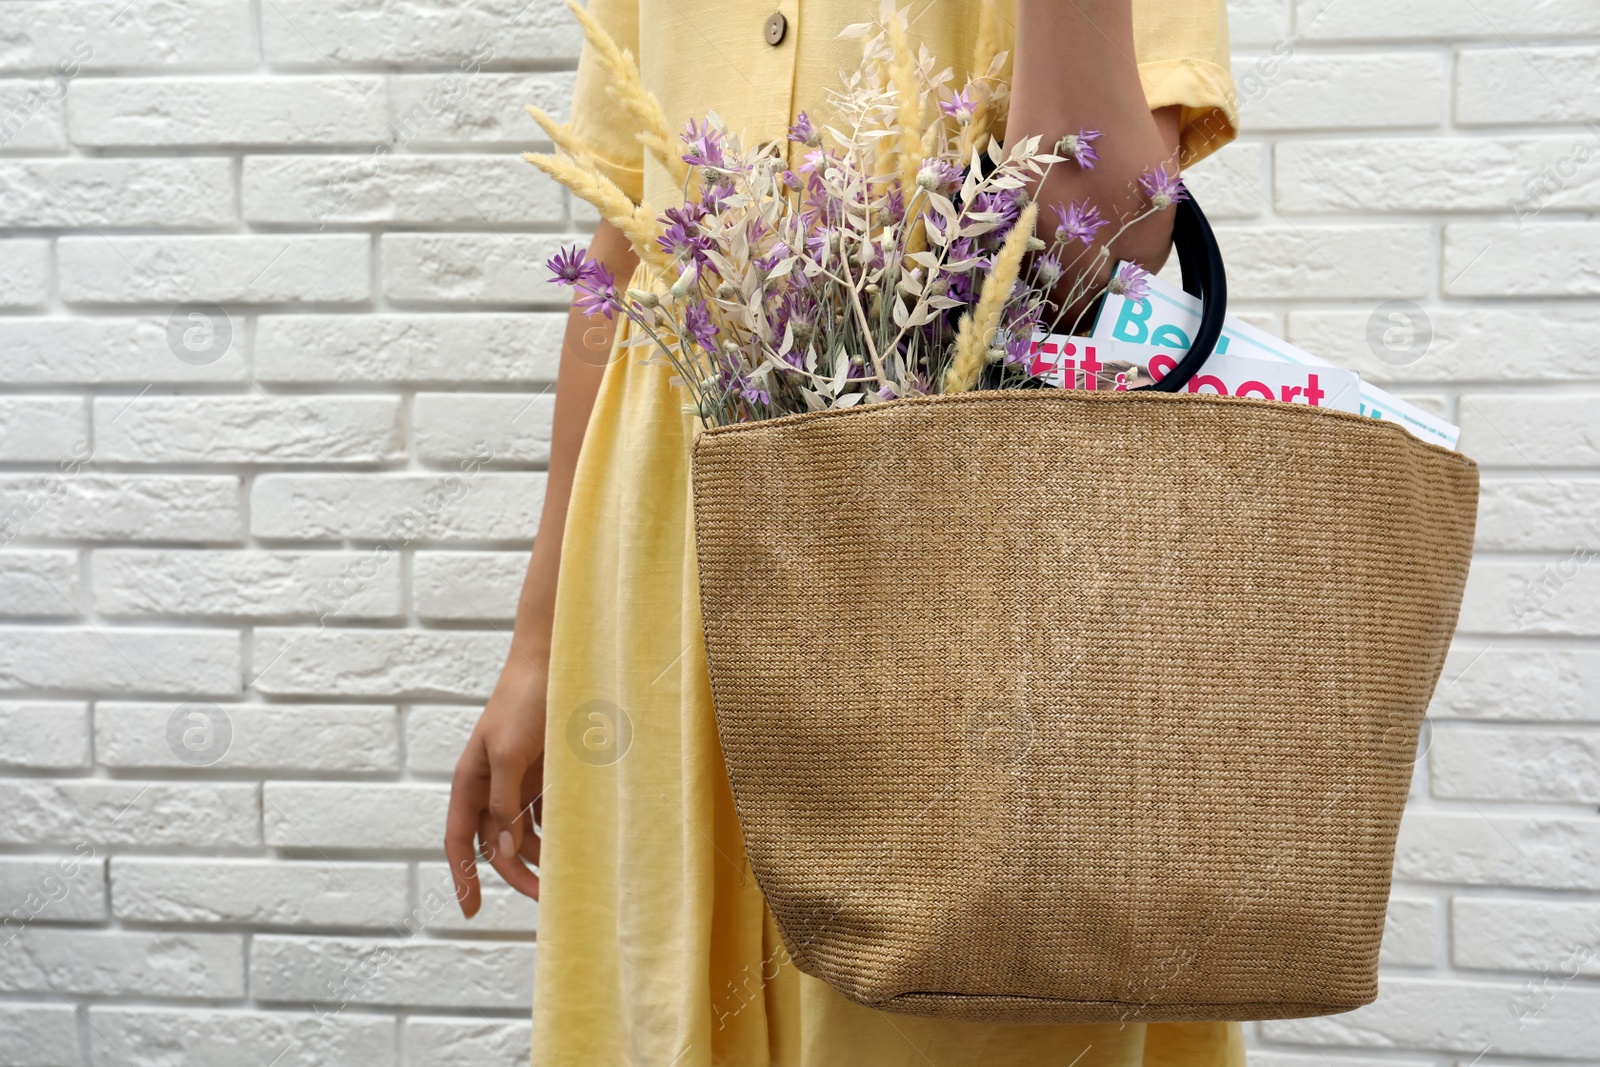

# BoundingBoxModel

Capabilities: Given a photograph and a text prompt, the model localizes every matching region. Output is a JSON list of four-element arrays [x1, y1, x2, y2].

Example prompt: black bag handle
[[963, 157, 1228, 392], [1133, 188, 1227, 392]]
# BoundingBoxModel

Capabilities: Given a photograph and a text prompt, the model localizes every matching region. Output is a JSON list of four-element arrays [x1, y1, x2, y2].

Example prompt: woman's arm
[[446, 219, 639, 915], [1007, 0, 1183, 312]]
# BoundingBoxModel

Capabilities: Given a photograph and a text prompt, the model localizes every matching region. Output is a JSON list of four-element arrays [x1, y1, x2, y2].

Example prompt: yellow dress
[[534, 3, 1244, 1064]]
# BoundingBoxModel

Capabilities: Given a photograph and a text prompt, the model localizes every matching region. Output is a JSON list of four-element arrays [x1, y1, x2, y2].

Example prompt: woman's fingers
[[517, 759, 545, 868], [479, 808, 543, 900], [445, 739, 490, 918]]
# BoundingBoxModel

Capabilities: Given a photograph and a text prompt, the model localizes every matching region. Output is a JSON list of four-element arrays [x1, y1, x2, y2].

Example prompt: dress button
[[764, 11, 787, 46]]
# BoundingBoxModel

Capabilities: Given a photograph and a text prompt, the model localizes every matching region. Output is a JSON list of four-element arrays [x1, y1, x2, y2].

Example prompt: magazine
[[1089, 267, 1461, 449], [1027, 334, 1363, 412]]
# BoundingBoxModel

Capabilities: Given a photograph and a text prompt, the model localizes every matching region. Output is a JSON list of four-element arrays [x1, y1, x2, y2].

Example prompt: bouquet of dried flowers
[[524, 0, 1187, 427]]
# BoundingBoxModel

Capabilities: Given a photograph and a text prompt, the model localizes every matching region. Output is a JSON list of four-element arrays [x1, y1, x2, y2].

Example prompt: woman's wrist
[[1007, 0, 1182, 287]]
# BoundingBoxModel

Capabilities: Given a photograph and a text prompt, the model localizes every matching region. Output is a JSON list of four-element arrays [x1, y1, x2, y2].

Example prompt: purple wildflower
[[947, 271, 978, 304], [715, 354, 769, 406], [662, 202, 706, 233], [971, 188, 1023, 237], [657, 221, 713, 265], [546, 245, 591, 286], [1051, 199, 1108, 246], [572, 261, 617, 319], [941, 87, 975, 123], [1032, 253, 1063, 288], [755, 240, 791, 274], [1058, 128, 1102, 169], [699, 180, 735, 215], [1107, 261, 1151, 304], [787, 111, 821, 147], [947, 238, 991, 269], [681, 117, 725, 168], [1138, 164, 1189, 208], [1002, 330, 1034, 366], [683, 299, 718, 351], [882, 187, 906, 222]]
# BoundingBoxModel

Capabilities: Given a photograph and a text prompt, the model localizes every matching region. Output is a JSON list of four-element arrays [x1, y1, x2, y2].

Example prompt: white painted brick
[[414, 393, 554, 466], [263, 783, 446, 851], [93, 548, 401, 620], [1431, 647, 1600, 722], [0, 853, 105, 924], [1452, 896, 1600, 975], [404, 705, 476, 775], [0, 1, 255, 72], [1228, 0, 1291, 48], [69, 76, 389, 147], [0, 701, 88, 768], [0, 239, 49, 308], [251, 630, 505, 700], [0, 159, 234, 228], [1445, 223, 1600, 297], [1277, 137, 1600, 214], [0, 475, 241, 542], [403, 1017, 532, 1067], [0, 781, 258, 847], [390, 71, 574, 149], [0, 1002, 79, 1066], [417, 862, 536, 934], [0, 398, 84, 462], [1215, 225, 1431, 299], [0, 318, 248, 384], [58, 235, 370, 305], [1431, 725, 1600, 802], [262, 0, 580, 64], [1236, 52, 1446, 130], [242, 155, 563, 227], [1174, 142, 1263, 220], [93, 395, 402, 464], [0, 928, 242, 998], [1380, 896, 1437, 967], [1293, 0, 1600, 39], [0, 80, 68, 152], [1247, 1054, 1433, 1067], [1458, 559, 1600, 638], [381, 233, 572, 305], [0, 550, 80, 617], [250, 473, 543, 541], [1288, 304, 1600, 385], [88, 1006, 395, 1067], [1262, 976, 1600, 1058], [95, 703, 400, 772], [0, 627, 240, 696], [1459, 396, 1600, 465], [251, 935, 533, 1010], [1394, 812, 1600, 890], [256, 314, 564, 384], [1458, 46, 1600, 124], [1477, 480, 1600, 551], [414, 551, 526, 622], [112, 858, 408, 928]]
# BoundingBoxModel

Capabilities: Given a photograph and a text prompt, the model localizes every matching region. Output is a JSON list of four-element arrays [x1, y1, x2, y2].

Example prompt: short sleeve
[[1133, 0, 1240, 169], [567, 0, 646, 203]]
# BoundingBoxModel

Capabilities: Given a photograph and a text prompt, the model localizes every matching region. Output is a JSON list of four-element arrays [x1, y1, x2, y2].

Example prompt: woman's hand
[[447, 658, 548, 914], [1006, 0, 1185, 321], [446, 220, 638, 917]]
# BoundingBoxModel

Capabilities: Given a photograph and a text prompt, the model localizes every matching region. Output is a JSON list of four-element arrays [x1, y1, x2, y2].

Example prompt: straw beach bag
[[690, 193, 1479, 1023]]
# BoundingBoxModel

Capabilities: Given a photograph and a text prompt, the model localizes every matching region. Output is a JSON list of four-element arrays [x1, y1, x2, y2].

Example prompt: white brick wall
[[0, 1, 1594, 1064]]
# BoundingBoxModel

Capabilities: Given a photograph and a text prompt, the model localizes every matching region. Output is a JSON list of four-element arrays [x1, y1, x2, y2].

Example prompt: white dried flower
[[627, 287, 659, 308]]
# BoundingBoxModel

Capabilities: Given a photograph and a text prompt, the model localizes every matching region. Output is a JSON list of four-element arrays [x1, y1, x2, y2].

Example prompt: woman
[[446, 2, 1243, 1063]]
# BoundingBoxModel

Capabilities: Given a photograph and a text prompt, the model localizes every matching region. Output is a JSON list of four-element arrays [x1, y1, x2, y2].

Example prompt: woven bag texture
[[690, 389, 1479, 1023]]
